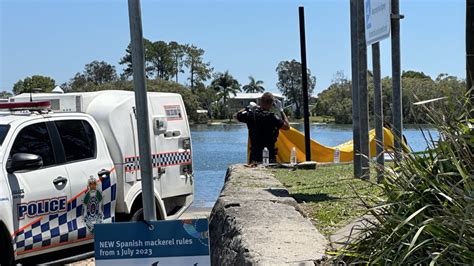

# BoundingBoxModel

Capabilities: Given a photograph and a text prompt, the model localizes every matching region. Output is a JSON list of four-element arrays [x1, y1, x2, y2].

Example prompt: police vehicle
[[0, 90, 194, 264]]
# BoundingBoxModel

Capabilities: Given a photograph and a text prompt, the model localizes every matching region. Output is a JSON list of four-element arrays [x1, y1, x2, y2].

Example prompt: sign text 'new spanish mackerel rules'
[[365, 0, 391, 45], [94, 219, 210, 265]]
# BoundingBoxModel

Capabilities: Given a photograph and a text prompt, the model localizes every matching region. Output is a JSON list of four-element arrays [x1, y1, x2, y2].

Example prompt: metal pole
[[357, 0, 370, 179], [127, 0, 157, 221], [372, 42, 384, 182], [467, 0, 474, 95], [299, 6, 311, 161], [350, 0, 362, 178], [391, 0, 403, 159]]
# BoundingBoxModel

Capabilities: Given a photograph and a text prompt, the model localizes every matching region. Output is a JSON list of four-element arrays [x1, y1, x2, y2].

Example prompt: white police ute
[[0, 91, 194, 264]]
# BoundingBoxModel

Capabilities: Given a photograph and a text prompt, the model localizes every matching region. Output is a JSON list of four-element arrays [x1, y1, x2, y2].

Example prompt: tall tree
[[315, 71, 352, 123], [211, 71, 241, 117], [120, 40, 213, 87], [242, 76, 265, 93], [402, 70, 431, 80], [84, 60, 118, 85], [13, 75, 55, 95], [149, 41, 175, 80], [68, 72, 96, 92], [276, 59, 316, 118], [70, 72, 88, 89], [119, 38, 155, 79], [184, 45, 213, 91], [169, 41, 186, 83]]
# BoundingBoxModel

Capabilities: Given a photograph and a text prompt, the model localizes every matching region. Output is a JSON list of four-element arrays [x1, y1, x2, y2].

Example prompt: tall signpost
[[365, 0, 391, 181], [357, 0, 370, 179], [372, 43, 384, 181], [127, 0, 157, 221], [391, 0, 403, 160], [350, 0, 362, 178], [299, 6, 312, 161], [468, 0, 474, 95]]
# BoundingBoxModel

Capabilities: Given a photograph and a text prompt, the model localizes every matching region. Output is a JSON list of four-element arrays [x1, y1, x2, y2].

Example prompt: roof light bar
[[0, 101, 51, 111]]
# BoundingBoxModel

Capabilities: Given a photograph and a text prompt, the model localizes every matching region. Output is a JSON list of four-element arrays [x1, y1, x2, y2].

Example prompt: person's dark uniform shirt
[[236, 106, 284, 162]]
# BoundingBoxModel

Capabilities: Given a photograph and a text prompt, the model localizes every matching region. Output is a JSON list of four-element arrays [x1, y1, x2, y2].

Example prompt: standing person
[[234, 92, 290, 163]]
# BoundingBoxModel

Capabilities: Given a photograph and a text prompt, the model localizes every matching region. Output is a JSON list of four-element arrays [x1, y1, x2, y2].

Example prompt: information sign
[[94, 219, 210, 265], [365, 0, 391, 45]]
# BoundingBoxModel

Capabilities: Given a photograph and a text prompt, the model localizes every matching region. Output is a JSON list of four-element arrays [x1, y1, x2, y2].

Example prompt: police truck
[[0, 90, 194, 264]]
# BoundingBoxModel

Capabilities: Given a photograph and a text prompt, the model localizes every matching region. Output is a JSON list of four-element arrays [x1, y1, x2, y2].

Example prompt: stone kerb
[[209, 164, 328, 265]]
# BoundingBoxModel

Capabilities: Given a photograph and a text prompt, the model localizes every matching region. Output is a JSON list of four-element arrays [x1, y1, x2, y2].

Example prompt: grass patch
[[207, 115, 334, 124], [290, 115, 335, 123], [272, 164, 382, 236], [310, 115, 335, 123]]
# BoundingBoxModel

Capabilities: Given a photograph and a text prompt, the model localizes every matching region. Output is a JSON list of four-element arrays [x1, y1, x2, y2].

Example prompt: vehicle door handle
[[98, 169, 110, 179], [53, 176, 68, 186]]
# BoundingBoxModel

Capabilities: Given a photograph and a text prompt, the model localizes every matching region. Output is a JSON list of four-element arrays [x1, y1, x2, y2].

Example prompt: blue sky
[[0, 0, 466, 95]]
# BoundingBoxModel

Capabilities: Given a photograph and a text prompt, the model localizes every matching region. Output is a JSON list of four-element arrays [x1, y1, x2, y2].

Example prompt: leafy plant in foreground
[[338, 92, 473, 264]]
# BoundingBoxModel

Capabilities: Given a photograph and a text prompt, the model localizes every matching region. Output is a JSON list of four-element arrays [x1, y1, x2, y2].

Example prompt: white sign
[[365, 0, 391, 45]]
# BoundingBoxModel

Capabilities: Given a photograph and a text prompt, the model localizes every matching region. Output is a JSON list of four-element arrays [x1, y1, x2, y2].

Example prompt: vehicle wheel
[[130, 208, 161, 221], [0, 227, 14, 266], [131, 208, 144, 221]]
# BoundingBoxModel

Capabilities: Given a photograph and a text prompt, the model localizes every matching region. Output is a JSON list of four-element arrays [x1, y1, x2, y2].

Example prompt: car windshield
[[0, 125, 10, 145]]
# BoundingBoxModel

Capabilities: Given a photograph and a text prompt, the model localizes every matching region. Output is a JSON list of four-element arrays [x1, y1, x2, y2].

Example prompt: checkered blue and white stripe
[[14, 178, 116, 254], [124, 150, 192, 173]]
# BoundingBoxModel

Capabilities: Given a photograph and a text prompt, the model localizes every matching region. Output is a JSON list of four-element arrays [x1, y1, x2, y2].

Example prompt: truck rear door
[[150, 98, 193, 198]]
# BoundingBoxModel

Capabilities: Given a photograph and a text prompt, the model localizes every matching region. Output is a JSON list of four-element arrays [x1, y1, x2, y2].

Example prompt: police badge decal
[[83, 176, 104, 232]]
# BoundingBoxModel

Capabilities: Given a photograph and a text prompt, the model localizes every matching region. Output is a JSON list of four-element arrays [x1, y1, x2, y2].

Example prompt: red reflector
[[0, 101, 51, 110]]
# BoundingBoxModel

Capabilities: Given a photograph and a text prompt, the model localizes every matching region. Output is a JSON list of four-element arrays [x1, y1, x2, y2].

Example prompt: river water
[[190, 123, 438, 207]]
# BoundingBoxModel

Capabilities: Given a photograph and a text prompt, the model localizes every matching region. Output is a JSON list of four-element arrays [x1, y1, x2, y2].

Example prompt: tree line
[[12, 39, 463, 125], [9, 39, 317, 122], [314, 70, 466, 124]]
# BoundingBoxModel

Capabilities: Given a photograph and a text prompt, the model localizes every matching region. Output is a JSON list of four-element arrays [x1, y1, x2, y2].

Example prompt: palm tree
[[211, 71, 241, 105], [242, 76, 265, 93], [211, 71, 241, 118]]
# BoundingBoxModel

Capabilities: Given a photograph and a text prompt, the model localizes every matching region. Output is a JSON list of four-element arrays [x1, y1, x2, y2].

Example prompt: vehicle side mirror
[[7, 153, 43, 174]]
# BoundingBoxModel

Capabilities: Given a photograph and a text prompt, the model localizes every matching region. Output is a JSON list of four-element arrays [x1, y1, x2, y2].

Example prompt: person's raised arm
[[235, 102, 258, 122], [280, 111, 290, 130], [233, 108, 246, 122], [274, 99, 290, 130]]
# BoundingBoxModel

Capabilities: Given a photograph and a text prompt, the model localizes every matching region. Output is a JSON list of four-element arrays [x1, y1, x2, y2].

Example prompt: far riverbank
[[199, 115, 335, 125]]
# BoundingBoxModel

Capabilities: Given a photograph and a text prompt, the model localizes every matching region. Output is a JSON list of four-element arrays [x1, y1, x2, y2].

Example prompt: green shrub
[[338, 92, 474, 264]]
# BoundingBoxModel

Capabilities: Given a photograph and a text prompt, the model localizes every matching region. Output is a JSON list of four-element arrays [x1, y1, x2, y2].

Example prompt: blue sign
[[94, 219, 210, 265]]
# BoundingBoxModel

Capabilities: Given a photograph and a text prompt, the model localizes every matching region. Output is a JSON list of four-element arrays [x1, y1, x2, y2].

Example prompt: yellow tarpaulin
[[273, 127, 406, 163]]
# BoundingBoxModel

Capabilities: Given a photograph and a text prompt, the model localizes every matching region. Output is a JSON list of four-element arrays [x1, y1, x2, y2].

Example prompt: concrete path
[[210, 164, 328, 265]]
